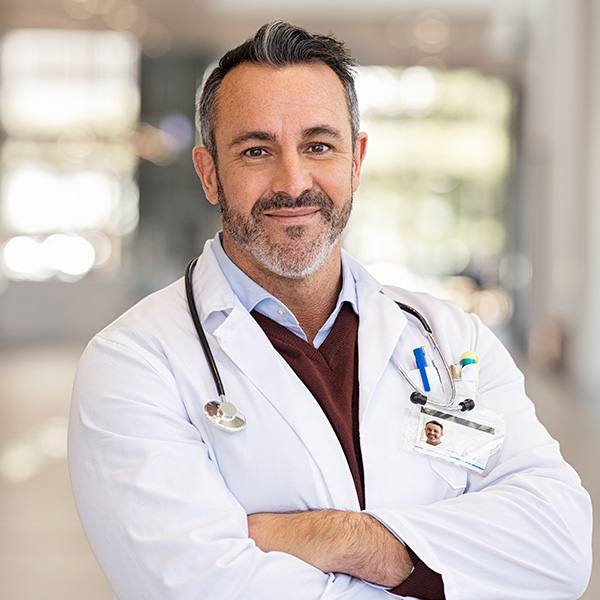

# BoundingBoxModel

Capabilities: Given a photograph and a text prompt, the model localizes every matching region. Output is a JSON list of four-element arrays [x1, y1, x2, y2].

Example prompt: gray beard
[[217, 180, 352, 279]]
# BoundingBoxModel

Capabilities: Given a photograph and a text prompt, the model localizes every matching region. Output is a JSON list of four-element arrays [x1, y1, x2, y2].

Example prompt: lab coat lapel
[[355, 281, 408, 424], [212, 306, 361, 511]]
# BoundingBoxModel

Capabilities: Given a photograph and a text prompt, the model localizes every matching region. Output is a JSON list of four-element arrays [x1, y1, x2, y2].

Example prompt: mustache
[[251, 189, 334, 217]]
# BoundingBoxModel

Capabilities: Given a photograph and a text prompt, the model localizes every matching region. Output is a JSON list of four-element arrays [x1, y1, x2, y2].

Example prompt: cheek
[[220, 171, 266, 210], [318, 165, 354, 198]]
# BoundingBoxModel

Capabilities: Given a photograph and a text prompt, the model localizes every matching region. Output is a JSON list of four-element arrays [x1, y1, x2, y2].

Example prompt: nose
[[271, 151, 313, 198]]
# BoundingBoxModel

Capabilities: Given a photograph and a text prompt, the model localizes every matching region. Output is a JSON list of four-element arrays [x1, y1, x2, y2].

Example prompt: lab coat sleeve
[[367, 311, 593, 600], [68, 334, 395, 600]]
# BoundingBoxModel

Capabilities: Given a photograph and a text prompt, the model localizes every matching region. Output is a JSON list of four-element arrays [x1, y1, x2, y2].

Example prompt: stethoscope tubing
[[185, 254, 469, 431], [185, 257, 226, 401], [392, 300, 456, 407]]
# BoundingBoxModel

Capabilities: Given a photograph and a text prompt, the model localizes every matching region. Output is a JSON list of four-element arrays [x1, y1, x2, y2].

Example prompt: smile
[[263, 207, 321, 226]]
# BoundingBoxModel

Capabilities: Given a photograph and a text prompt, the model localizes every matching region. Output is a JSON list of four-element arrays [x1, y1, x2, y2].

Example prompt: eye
[[243, 147, 267, 158], [307, 143, 330, 154]]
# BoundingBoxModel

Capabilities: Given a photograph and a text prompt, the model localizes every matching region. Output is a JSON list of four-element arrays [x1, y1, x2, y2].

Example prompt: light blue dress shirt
[[211, 232, 358, 348]]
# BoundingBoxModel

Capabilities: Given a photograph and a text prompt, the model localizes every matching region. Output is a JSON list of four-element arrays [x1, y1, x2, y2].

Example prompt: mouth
[[263, 207, 321, 226]]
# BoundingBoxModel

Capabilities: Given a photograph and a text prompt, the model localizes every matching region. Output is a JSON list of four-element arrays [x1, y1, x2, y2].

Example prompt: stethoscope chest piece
[[204, 400, 247, 432]]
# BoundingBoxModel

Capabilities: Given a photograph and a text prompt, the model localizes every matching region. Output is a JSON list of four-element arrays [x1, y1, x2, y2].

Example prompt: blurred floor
[[0, 343, 112, 599], [0, 342, 597, 599]]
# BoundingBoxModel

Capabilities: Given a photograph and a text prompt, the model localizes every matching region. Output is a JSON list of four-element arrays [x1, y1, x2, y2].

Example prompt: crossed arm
[[247, 510, 413, 588]]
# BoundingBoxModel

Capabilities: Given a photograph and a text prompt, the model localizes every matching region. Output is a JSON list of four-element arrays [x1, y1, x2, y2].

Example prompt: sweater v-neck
[[251, 303, 355, 370]]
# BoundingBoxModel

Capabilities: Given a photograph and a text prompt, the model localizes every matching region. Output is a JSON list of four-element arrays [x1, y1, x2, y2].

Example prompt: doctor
[[68, 20, 592, 600]]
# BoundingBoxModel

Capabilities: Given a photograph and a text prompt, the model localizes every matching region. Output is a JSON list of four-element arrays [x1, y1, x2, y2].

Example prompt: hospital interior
[[0, 0, 598, 597]]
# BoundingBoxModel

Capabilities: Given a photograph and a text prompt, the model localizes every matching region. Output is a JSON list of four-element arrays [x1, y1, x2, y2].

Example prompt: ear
[[192, 146, 219, 205], [351, 132, 368, 192]]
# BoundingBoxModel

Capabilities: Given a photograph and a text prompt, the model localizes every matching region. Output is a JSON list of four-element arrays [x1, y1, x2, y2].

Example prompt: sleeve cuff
[[387, 546, 445, 600]]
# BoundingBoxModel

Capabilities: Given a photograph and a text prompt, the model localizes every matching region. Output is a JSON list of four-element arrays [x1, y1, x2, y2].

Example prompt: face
[[193, 62, 367, 281], [425, 422, 443, 444]]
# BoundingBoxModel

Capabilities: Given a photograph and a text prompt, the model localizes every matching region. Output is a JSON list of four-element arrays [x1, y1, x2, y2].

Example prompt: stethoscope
[[185, 256, 475, 433]]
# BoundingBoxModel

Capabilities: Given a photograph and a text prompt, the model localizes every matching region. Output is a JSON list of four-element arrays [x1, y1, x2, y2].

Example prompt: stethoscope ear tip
[[459, 398, 475, 412], [410, 391, 428, 406]]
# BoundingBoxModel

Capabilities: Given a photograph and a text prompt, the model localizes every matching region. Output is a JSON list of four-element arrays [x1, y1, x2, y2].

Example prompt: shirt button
[[277, 308, 286, 315]]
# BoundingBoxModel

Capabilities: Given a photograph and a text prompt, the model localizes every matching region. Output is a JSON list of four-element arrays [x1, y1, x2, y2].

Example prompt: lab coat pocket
[[429, 458, 468, 496]]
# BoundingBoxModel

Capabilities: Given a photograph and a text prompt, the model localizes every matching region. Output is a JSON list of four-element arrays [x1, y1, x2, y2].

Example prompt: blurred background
[[0, 0, 598, 597]]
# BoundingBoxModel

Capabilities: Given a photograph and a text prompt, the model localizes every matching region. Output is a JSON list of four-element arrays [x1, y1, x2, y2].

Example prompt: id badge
[[406, 401, 506, 473]]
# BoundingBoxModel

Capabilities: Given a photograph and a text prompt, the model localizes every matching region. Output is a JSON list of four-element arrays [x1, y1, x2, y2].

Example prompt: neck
[[223, 238, 343, 344], [262, 259, 343, 344]]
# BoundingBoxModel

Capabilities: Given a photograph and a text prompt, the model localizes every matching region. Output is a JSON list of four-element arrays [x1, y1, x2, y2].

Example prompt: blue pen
[[413, 346, 431, 392]]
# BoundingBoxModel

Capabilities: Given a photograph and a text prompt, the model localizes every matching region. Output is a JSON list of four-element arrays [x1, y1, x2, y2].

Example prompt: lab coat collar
[[191, 238, 243, 320], [191, 242, 411, 419]]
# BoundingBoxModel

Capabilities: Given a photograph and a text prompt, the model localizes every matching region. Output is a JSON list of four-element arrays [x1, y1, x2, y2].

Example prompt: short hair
[[196, 20, 360, 161], [426, 420, 444, 431]]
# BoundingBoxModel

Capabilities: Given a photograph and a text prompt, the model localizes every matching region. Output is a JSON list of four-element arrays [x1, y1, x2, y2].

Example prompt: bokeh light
[[0, 28, 140, 282], [349, 65, 513, 326]]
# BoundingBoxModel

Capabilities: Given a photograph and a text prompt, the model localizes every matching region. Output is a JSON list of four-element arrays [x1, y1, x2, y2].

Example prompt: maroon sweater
[[252, 303, 445, 600]]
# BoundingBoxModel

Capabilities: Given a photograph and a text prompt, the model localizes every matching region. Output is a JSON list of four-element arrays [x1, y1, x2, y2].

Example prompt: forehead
[[213, 62, 351, 140]]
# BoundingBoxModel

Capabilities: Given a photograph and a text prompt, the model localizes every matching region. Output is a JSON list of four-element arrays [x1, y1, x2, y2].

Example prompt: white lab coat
[[68, 239, 592, 600]]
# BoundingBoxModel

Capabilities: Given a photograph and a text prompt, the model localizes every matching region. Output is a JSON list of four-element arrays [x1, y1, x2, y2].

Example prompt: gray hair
[[196, 20, 360, 161]]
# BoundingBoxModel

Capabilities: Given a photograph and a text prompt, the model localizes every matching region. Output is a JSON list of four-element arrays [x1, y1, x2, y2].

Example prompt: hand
[[247, 510, 413, 587]]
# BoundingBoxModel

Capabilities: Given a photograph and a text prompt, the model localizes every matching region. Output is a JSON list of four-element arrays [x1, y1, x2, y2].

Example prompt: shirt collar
[[211, 231, 273, 314], [211, 231, 358, 345]]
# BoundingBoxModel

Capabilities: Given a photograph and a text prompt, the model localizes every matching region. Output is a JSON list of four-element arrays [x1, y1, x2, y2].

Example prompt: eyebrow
[[228, 131, 277, 149], [228, 125, 344, 149], [302, 125, 343, 140]]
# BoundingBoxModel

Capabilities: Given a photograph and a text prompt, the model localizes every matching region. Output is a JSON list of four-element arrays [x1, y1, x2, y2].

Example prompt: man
[[424, 421, 444, 446], [68, 21, 592, 600]]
